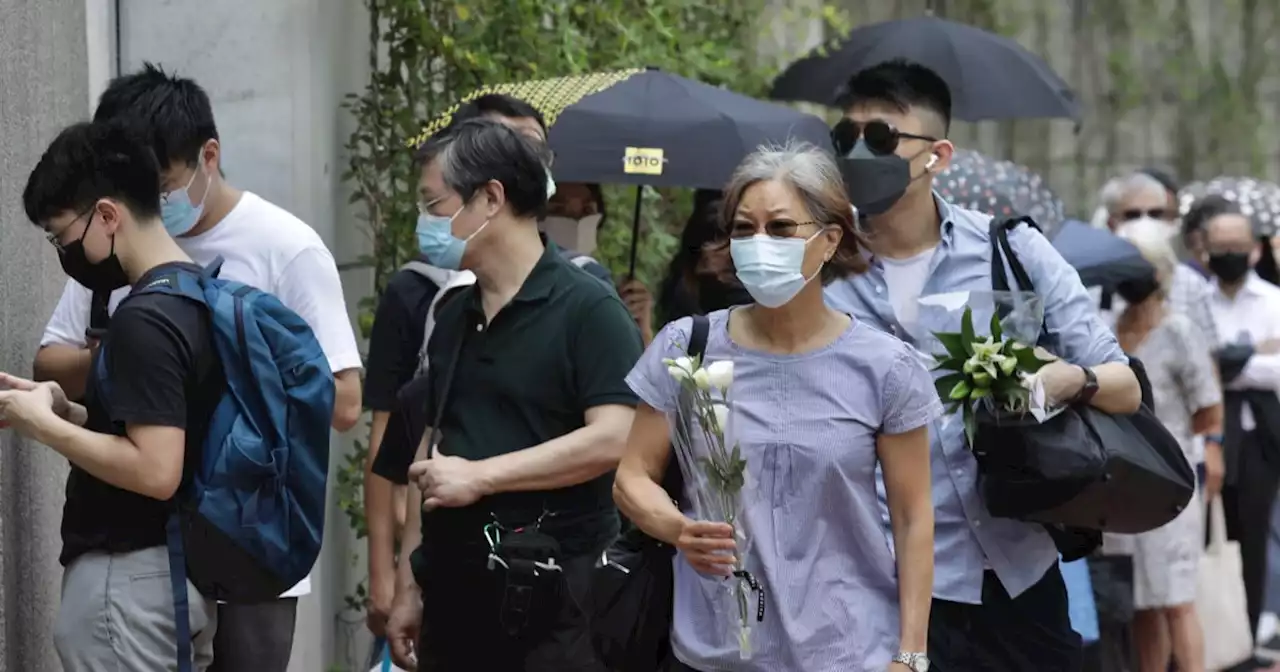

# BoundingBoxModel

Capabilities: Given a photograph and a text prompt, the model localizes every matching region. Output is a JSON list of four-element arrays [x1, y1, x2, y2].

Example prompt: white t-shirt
[[880, 246, 938, 331], [40, 191, 362, 598]]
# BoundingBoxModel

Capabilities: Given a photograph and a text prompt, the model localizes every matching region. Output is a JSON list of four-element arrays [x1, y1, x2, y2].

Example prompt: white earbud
[[924, 153, 939, 170]]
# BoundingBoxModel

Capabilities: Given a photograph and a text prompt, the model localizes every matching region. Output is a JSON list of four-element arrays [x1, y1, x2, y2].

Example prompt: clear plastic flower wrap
[[662, 354, 763, 659]]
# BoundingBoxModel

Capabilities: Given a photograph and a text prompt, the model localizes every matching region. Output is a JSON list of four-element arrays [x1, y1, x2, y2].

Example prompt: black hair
[[93, 62, 218, 172], [656, 189, 752, 325], [453, 94, 548, 134], [1139, 167, 1180, 197], [1184, 193, 1245, 239], [838, 59, 952, 134], [415, 117, 548, 219], [23, 121, 163, 226]]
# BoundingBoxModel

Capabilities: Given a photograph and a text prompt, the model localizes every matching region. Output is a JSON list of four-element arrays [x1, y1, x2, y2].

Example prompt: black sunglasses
[[1119, 208, 1174, 222], [831, 119, 936, 157]]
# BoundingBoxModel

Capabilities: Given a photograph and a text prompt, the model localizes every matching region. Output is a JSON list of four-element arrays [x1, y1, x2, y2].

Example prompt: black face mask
[[58, 213, 130, 293], [835, 139, 928, 218], [1115, 276, 1160, 305], [1208, 252, 1251, 284]]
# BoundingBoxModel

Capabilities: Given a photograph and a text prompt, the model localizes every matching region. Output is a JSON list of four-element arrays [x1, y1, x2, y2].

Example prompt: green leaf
[[933, 355, 966, 372], [933, 332, 970, 361], [989, 312, 1003, 341], [960, 307, 977, 353], [934, 372, 967, 400]]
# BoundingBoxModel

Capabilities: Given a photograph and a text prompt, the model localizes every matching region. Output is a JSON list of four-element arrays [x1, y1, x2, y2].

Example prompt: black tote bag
[[978, 217, 1195, 534], [590, 314, 709, 672]]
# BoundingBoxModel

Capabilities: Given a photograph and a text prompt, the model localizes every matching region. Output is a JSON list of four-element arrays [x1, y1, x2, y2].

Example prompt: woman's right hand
[[675, 518, 738, 576]]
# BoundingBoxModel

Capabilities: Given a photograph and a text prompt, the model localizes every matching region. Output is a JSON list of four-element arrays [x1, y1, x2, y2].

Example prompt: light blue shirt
[[824, 195, 1127, 604]]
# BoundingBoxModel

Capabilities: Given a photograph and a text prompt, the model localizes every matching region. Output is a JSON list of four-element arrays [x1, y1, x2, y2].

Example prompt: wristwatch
[[892, 652, 930, 671], [1070, 365, 1098, 405]]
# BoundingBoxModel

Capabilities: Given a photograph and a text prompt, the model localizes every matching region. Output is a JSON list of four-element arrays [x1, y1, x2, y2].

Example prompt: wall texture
[[0, 1, 89, 670]]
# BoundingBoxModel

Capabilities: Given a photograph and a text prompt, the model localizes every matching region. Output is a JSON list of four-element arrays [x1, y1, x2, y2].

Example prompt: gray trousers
[[54, 546, 217, 672]]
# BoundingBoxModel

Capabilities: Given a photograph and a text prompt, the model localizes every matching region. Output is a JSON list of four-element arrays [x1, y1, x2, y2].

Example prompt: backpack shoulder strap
[[402, 260, 455, 288], [662, 314, 711, 505], [416, 272, 476, 375]]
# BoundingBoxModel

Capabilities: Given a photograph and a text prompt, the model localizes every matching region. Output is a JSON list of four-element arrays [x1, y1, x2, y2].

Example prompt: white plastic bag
[[1198, 496, 1253, 670]]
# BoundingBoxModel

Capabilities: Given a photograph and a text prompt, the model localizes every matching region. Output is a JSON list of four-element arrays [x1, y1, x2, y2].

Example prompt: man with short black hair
[[32, 63, 363, 672], [826, 59, 1141, 671], [379, 118, 641, 671], [1, 120, 221, 670]]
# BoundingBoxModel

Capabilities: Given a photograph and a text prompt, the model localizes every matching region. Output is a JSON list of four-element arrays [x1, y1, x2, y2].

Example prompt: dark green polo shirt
[[409, 242, 643, 559]]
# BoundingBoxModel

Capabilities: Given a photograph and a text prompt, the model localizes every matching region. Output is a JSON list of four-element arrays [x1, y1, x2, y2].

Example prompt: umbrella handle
[[627, 185, 643, 277]]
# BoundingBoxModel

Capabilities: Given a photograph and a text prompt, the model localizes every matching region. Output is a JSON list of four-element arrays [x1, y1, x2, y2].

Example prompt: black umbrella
[[935, 149, 1066, 236], [1050, 219, 1154, 288], [770, 16, 1079, 121], [414, 68, 831, 274]]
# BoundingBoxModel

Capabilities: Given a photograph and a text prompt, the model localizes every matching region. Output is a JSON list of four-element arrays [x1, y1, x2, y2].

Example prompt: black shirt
[[60, 263, 226, 567], [364, 267, 440, 411], [372, 243, 642, 557]]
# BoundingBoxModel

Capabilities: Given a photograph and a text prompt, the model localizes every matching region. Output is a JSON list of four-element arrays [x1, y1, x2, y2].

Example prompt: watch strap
[[1071, 365, 1098, 405]]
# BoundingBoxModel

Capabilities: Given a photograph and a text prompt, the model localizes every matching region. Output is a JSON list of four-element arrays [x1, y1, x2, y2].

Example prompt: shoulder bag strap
[[989, 216, 1051, 344], [661, 314, 710, 505], [424, 310, 473, 460]]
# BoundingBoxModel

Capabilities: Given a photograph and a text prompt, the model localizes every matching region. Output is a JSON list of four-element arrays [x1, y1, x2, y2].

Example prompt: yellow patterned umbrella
[[408, 69, 644, 150]]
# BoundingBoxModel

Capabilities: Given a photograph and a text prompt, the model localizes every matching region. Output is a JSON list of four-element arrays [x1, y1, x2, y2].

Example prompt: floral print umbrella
[[935, 149, 1066, 237], [1179, 176, 1280, 236]]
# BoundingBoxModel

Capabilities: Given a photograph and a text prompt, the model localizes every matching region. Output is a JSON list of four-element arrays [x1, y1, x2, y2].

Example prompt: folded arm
[[479, 404, 634, 495]]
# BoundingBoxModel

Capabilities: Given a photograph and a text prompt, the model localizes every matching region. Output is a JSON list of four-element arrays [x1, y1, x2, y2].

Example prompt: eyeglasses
[[45, 209, 96, 253], [1119, 208, 1174, 222], [417, 196, 444, 215], [831, 119, 936, 157], [728, 219, 822, 240]]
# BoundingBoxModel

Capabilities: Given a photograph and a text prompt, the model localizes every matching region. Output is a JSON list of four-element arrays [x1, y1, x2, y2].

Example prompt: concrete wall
[[115, 1, 374, 669], [0, 2, 90, 669]]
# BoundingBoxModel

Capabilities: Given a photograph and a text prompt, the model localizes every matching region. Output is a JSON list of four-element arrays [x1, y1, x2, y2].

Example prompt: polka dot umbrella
[[1179, 176, 1280, 236], [935, 149, 1065, 237]]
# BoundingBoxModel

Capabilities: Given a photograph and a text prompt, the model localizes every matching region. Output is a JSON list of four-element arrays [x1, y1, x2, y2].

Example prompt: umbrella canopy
[[935, 149, 1065, 236], [770, 16, 1079, 121], [1179, 176, 1280, 237], [413, 68, 832, 190], [1051, 219, 1154, 288]]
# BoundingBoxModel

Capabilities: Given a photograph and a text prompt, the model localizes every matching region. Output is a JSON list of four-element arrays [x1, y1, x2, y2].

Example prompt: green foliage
[[334, 0, 850, 633]]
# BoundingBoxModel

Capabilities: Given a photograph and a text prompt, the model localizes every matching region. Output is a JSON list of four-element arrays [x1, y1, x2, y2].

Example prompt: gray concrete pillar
[[0, 0, 89, 669]]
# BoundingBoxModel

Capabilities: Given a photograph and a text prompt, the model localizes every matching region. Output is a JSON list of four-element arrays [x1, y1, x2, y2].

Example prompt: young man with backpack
[[1, 122, 215, 669], [31, 64, 362, 670]]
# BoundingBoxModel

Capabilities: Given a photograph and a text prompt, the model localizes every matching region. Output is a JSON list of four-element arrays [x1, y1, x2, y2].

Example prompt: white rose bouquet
[[663, 353, 763, 659]]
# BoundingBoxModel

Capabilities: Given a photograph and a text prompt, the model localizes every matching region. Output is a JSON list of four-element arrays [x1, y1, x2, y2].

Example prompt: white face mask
[[1116, 215, 1178, 239], [729, 232, 824, 308], [541, 213, 603, 254]]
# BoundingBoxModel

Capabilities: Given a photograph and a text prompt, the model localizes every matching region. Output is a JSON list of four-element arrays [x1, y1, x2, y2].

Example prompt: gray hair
[[1116, 217, 1179, 295], [1098, 171, 1168, 215], [721, 140, 853, 232]]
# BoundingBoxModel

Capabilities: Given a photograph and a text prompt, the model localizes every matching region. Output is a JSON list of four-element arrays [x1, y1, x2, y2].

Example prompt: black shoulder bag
[[590, 314, 709, 672], [983, 217, 1194, 556]]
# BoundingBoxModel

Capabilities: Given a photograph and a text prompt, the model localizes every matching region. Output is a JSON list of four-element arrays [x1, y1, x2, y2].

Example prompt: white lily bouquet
[[919, 291, 1056, 447], [663, 353, 763, 659]]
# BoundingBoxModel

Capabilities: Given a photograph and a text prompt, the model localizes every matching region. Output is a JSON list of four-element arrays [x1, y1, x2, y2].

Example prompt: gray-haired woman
[[613, 141, 940, 672], [1112, 217, 1223, 672]]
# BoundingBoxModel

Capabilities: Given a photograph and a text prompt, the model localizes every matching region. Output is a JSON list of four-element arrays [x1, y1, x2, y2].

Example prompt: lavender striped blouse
[[626, 309, 942, 672]]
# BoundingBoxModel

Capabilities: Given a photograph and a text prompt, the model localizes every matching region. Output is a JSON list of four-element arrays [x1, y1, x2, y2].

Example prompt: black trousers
[[416, 550, 604, 672], [207, 598, 298, 672], [928, 564, 1082, 671], [1222, 430, 1280, 635]]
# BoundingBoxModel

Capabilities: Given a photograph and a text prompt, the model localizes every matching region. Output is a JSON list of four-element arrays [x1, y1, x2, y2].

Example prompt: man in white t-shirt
[[32, 64, 362, 672]]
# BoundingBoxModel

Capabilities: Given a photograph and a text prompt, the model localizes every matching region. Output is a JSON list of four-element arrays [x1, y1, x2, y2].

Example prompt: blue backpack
[[93, 259, 334, 671]]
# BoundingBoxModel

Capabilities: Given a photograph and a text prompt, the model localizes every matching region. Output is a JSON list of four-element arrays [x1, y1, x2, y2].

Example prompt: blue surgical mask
[[729, 232, 823, 308], [415, 204, 489, 271], [161, 158, 211, 237]]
